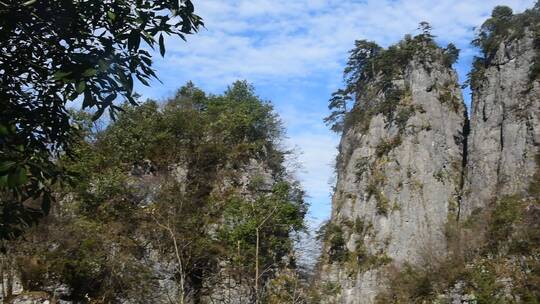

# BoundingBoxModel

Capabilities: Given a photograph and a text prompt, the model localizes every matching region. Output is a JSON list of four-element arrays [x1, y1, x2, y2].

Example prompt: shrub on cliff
[[4, 81, 307, 303]]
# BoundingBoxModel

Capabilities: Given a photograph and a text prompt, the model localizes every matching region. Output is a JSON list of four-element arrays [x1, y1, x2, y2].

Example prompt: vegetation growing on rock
[[1, 81, 308, 303], [325, 23, 460, 134], [375, 156, 540, 303], [468, 4, 540, 88]]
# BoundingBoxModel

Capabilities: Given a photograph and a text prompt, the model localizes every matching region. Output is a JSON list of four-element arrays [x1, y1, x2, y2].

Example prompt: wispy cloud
[[151, 0, 533, 88], [140, 0, 536, 223]]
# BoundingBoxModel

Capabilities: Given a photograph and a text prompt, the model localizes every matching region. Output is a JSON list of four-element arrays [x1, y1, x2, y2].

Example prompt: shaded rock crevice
[[456, 110, 470, 222]]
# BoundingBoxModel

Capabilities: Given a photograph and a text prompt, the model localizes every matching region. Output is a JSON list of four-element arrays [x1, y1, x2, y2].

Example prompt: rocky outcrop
[[9, 292, 52, 304], [462, 31, 540, 216], [319, 42, 467, 303], [3, 82, 305, 304], [129, 157, 278, 304], [322, 6, 540, 303]]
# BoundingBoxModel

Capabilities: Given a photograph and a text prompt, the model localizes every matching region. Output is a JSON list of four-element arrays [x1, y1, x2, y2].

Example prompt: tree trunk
[[255, 227, 260, 304]]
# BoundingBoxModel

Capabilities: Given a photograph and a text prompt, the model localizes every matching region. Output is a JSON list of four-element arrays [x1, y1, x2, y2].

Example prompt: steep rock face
[[200, 159, 277, 304], [320, 49, 466, 303], [3, 83, 306, 304], [134, 158, 277, 304], [463, 31, 540, 216], [2, 158, 278, 304]]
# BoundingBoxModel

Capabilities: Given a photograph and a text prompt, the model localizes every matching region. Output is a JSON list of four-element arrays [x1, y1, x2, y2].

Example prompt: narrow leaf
[[76, 81, 86, 94], [107, 11, 116, 21], [22, 0, 37, 6], [159, 34, 165, 57], [104, 93, 117, 105], [92, 107, 106, 121], [82, 89, 93, 108], [82, 68, 97, 77], [53, 71, 72, 81], [0, 161, 16, 173], [128, 30, 141, 51], [127, 74, 134, 93], [136, 74, 150, 86]]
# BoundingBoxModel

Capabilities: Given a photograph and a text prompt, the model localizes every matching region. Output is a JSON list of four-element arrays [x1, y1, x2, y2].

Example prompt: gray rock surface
[[9, 292, 52, 304], [320, 53, 467, 303], [463, 32, 540, 216], [0, 274, 23, 303], [6, 156, 278, 304], [322, 28, 540, 304]]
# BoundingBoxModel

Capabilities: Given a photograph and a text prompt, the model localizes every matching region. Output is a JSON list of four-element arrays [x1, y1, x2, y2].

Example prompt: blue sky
[[136, 0, 535, 224]]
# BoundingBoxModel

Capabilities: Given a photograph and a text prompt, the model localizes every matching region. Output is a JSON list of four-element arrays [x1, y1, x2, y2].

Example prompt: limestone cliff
[[321, 5, 540, 303], [463, 30, 540, 217], [318, 35, 467, 303]]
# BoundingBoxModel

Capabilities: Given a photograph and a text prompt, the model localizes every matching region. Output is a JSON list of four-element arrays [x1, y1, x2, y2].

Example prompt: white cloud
[[153, 0, 535, 90], [142, 0, 536, 224]]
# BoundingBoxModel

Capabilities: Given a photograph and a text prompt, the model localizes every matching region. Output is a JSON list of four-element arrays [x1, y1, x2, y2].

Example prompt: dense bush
[[317, 222, 347, 263], [5, 81, 307, 303], [0, 0, 203, 240]]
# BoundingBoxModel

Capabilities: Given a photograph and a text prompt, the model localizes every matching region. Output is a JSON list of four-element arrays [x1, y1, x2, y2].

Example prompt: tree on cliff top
[[325, 23, 459, 134], [0, 0, 203, 239], [469, 3, 540, 86]]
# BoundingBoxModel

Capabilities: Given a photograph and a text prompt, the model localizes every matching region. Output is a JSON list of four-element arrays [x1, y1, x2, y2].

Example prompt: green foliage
[[443, 43, 460, 67], [0, 122, 59, 239], [377, 87, 405, 128], [366, 180, 390, 216], [353, 217, 370, 236], [319, 217, 390, 279], [485, 195, 522, 252], [355, 157, 370, 181], [377, 153, 540, 302], [317, 222, 347, 263], [219, 181, 306, 270], [438, 83, 462, 113], [323, 90, 352, 133], [362, 158, 390, 218], [473, 6, 515, 58], [529, 154, 540, 198], [45, 219, 151, 302], [375, 193, 390, 216], [8, 81, 306, 302], [394, 104, 417, 132], [375, 136, 402, 158], [375, 263, 437, 304], [0, 0, 202, 239], [531, 25, 540, 80], [345, 242, 392, 277], [264, 269, 309, 304], [343, 40, 383, 89], [465, 261, 506, 304], [97, 101, 163, 166], [321, 281, 342, 298], [469, 4, 540, 88], [326, 22, 454, 136], [14, 216, 153, 303]]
